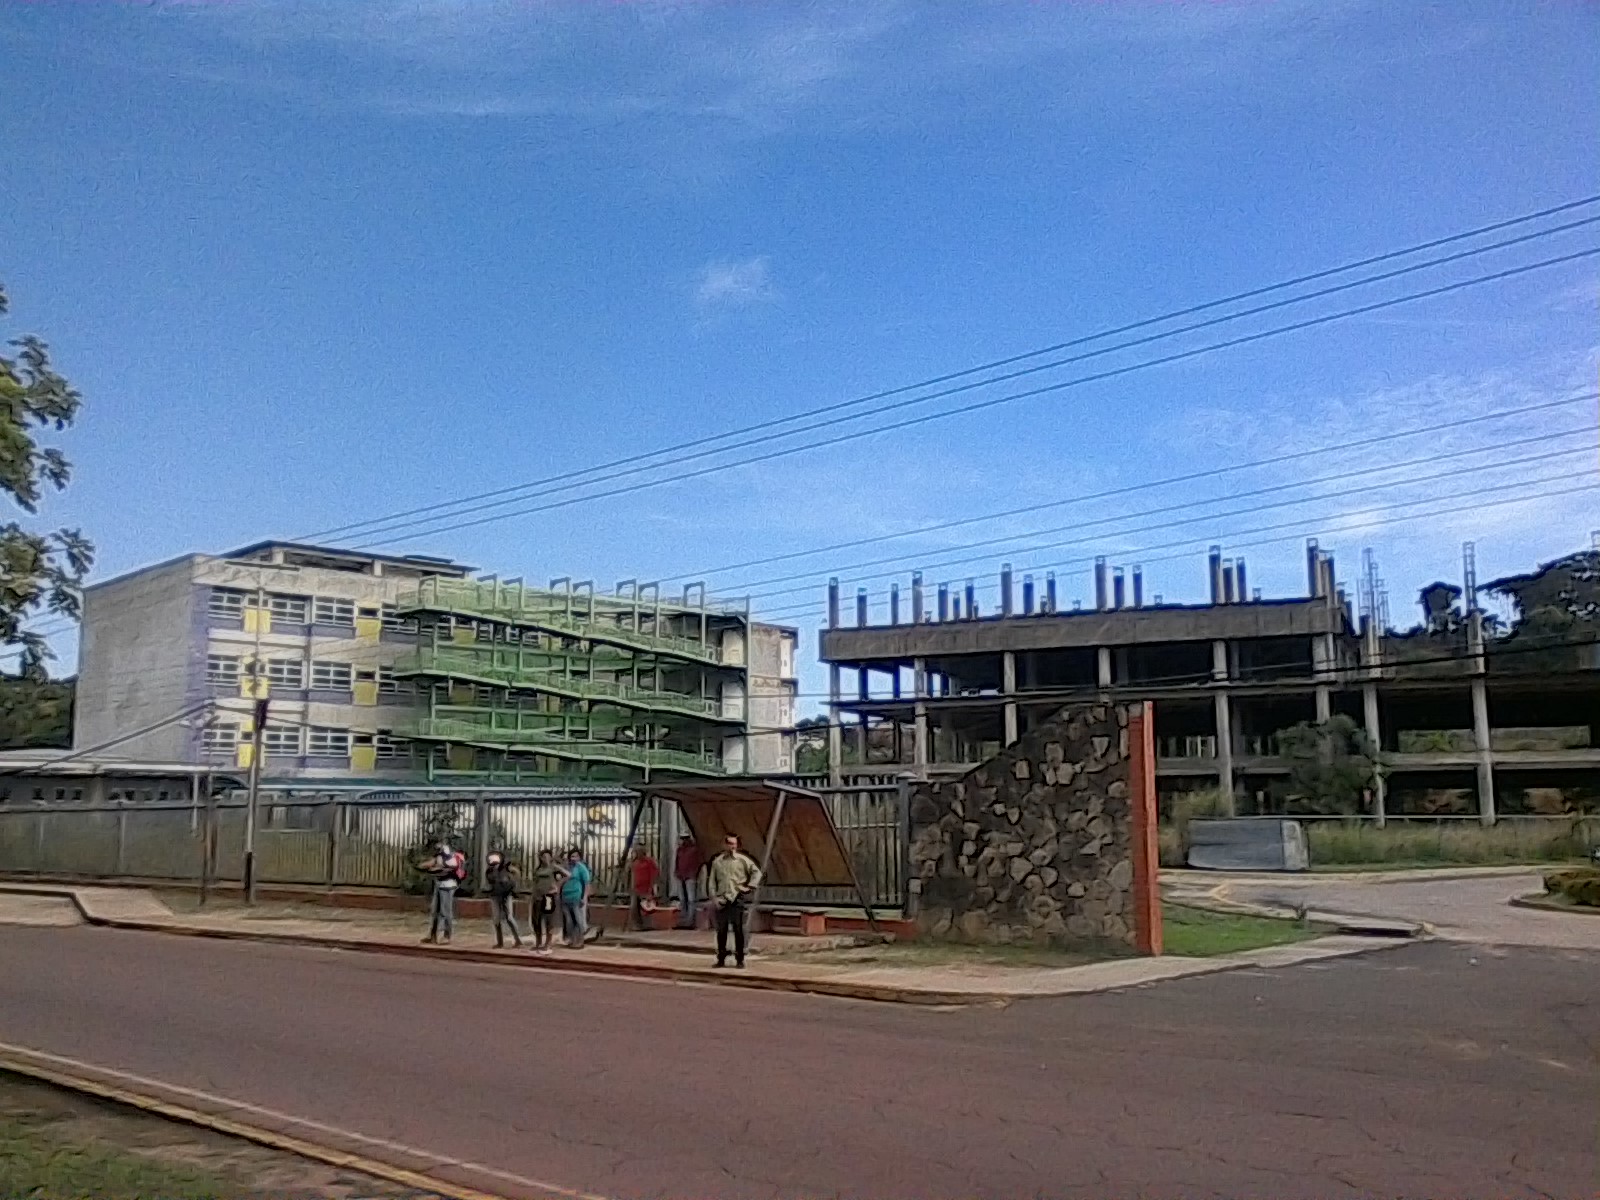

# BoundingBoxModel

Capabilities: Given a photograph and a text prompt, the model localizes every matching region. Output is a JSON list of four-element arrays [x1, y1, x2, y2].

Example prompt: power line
[[357, 244, 1600, 549], [729, 427, 1597, 599], [759, 474, 1600, 622], [673, 391, 1599, 583], [301, 192, 1600, 544]]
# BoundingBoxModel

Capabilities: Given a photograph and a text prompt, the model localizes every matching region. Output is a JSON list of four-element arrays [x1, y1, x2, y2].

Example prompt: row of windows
[[208, 588, 419, 632], [205, 654, 408, 695], [202, 724, 412, 760]]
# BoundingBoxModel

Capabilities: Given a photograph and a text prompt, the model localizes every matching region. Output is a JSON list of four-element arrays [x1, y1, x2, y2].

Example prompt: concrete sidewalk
[[0, 882, 1404, 1005]]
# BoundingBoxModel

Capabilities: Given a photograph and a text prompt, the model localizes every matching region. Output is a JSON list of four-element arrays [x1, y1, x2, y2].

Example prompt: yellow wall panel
[[355, 617, 382, 642], [351, 745, 378, 772], [243, 608, 272, 635], [353, 681, 379, 707], [236, 743, 255, 770]]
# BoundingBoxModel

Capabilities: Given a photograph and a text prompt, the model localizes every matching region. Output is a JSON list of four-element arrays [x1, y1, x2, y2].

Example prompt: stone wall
[[907, 703, 1144, 950]]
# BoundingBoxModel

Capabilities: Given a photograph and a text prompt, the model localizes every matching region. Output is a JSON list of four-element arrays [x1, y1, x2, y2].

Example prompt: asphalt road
[[1, 926, 1595, 1199]]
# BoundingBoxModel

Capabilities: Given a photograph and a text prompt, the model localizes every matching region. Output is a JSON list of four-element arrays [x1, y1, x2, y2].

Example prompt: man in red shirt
[[672, 832, 703, 930], [628, 846, 662, 931]]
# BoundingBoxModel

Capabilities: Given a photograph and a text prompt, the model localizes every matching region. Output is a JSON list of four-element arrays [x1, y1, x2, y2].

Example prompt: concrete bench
[[1187, 818, 1309, 872], [769, 908, 828, 936]]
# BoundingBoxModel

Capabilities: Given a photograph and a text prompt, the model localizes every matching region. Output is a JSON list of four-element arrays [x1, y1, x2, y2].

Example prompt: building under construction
[[818, 541, 1600, 819]]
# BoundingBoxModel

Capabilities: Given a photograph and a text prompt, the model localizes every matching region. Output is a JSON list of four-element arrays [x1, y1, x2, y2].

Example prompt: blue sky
[[2, 0, 1597, 702]]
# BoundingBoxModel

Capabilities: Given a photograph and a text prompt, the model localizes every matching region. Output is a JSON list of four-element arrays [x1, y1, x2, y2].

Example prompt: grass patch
[[1307, 819, 1597, 867], [809, 902, 1317, 968], [1160, 903, 1323, 957], [0, 1114, 226, 1200]]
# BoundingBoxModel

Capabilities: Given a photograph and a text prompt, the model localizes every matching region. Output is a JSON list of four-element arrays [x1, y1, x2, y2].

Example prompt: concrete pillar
[[1214, 691, 1235, 808], [1363, 682, 1386, 826], [1469, 610, 1494, 825], [1002, 651, 1018, 746], [827, 664, 843, 785], [1315, 686, 1332, 723], [913, 658, 929, 768], [1097, 646, 1113, 689], [1211, 639, 1228, 682]]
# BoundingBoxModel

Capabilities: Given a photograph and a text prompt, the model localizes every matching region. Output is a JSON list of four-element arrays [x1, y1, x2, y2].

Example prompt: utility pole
[[243, 695, 269, 905]]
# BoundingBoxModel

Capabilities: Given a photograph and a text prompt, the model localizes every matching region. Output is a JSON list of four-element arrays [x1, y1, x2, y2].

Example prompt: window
[[261, 725, 302, 756], [380, 604, 417, 633], [376, 666, 405, 695], [375, 733, 412, 761], [202, 723, 239, 753], [307, 726, 351, 757], [267, 658, 304, 688], [209, 587, 247, 620], [313, 596, 356, 626], [266, 592, 310, 624], [206, 654, 240, 686], [310, 660, 354, 691]]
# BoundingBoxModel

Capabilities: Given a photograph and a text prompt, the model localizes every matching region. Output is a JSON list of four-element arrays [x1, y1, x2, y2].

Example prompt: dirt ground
[[0, 1072, 443, 1200]]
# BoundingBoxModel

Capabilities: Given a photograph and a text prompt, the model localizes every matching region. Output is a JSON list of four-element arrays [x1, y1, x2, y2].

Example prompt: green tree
[[1276, 715, 1383, 815], [795, 715, 829, 775], [0, 282, 93, 679], [0, 675, 74, 748]]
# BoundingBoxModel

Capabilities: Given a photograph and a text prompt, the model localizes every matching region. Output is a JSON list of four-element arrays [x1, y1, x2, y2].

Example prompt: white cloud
[[695, 257, 777, 310]]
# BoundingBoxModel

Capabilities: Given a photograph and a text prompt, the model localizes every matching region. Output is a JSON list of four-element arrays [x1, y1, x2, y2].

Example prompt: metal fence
[[0, 781, 910, 907]]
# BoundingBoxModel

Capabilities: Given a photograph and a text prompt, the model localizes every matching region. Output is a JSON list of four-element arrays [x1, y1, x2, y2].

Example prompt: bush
[[1543, 866, 1600, 906], [1308, 818, 1597, 867]]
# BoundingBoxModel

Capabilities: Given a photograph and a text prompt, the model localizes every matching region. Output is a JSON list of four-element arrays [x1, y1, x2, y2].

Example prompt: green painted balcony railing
[[405, 716, 726, 775], [396, 578, 734, 667], [394, 647, 735, 722]]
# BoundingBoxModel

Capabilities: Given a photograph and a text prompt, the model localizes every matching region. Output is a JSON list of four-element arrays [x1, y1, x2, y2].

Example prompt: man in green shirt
[[707, 834, 762, 968]]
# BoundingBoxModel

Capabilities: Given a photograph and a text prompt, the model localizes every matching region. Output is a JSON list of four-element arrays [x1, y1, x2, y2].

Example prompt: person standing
[[529, 848, 566, 955], [420, 840, 466, 945], [628, 846, 662, 931], [672, 832, 703, 930], [706, 834, 762, 968], [559, 846, 592, 949], [485, 852, 524, 950]]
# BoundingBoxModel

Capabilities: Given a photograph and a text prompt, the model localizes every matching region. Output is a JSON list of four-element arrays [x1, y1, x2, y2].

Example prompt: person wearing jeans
[[707, 834, 762, 968], [673, 833, 703, 930], [485, 852, 524, 949], [421, 841, 464, 945], [559, 846, 591, 948], [529, 849, 566, 955]]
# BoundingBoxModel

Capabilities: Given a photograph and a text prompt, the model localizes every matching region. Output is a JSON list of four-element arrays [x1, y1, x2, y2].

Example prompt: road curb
[[1509, 894, 1600, 917], [0, 1051, 522, 1200], [1173, 884, 1427, 939], [0, 885, 1006, 1007]]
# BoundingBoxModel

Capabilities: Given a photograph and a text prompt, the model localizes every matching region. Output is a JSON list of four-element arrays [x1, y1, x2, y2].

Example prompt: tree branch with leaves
[[0, 281, 93, 680]]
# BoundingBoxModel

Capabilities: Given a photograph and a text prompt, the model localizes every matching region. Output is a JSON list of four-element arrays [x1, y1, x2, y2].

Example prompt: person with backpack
[[484, 852, 524, 950], [420, 839, 467, 945]]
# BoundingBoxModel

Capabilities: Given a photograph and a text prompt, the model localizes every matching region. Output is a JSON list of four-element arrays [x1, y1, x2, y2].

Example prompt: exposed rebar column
[[1022, 575, 1036, 615], [827, 577, 841, 629], [1002, 650, 1019, 746], [1094, 557, 1110, 611], [1045, 572, 1057, 613], [1000, 563, 1014, 617], [855, 588, 868, 628], [1222, 561, 1237, 605], [912, 571, 925, 623], [964, 579, 977, 619], [889, 583, 901, 626], [1363, 679, 1386, 827], [1234, 558, 1247, 603], [1209, 545, 1224, 605], [913, 657, 929, 767], [1112, 567, 1126, 610], [937, 583, 950, 622], [1131, 566, 1144, 608]]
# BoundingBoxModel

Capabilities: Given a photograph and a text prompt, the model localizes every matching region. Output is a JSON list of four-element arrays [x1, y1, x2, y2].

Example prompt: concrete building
[[818, 542, 1600, 821], [76, 541, 798, 785]]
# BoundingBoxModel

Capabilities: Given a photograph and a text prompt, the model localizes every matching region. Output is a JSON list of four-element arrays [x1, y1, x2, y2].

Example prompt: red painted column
[[1128, 701, 1163, 956]]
